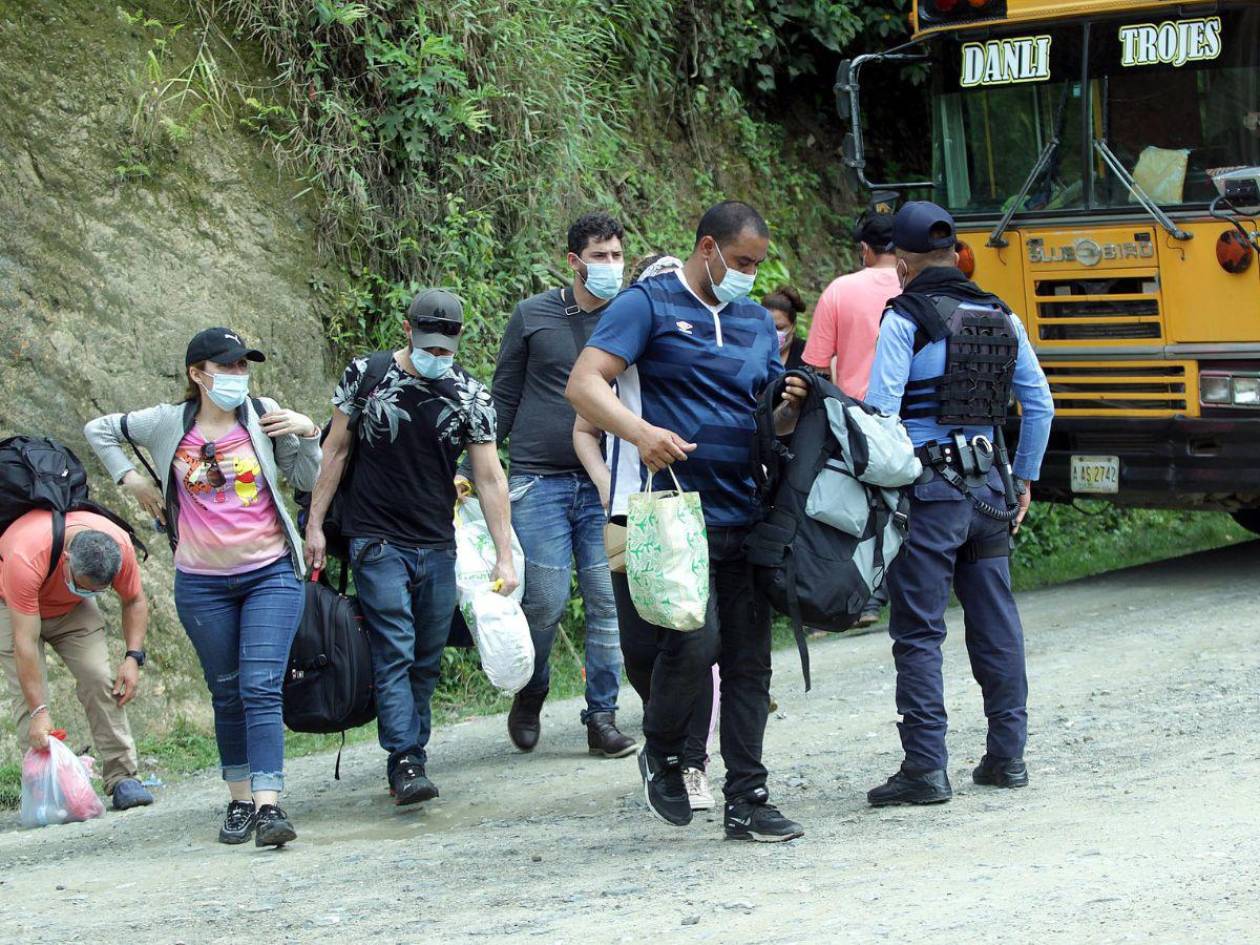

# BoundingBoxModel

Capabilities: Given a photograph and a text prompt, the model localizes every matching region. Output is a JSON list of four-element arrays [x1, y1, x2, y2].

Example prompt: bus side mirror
[[842, 132, 860, 169], [834, 59, 854, 123]]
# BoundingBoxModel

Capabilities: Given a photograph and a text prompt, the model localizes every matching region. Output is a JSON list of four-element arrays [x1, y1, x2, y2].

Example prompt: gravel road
[[3, 541, 1259, 944]]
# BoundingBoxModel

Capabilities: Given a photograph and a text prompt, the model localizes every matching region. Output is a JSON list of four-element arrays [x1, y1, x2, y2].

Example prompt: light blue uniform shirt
[[866, 305, 1055, 482]]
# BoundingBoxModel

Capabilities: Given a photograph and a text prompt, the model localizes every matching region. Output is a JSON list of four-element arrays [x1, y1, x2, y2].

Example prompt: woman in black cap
[[84, 327, 321, 847]]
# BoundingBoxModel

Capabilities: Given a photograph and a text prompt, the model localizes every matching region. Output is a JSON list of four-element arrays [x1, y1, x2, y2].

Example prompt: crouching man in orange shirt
[[0, 510, 154, 809]]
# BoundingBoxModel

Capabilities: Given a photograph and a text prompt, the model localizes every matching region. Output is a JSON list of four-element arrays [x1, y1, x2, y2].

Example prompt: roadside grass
[[2, 509, 1249, 811]]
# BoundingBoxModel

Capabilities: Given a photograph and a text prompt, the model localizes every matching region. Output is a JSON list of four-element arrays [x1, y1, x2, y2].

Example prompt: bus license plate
[[1070, 455, 1119, 494]]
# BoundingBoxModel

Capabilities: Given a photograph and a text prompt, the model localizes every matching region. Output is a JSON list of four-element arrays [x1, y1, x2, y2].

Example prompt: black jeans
[[638, 525, 773, 802], [612, 570, 713, 770]]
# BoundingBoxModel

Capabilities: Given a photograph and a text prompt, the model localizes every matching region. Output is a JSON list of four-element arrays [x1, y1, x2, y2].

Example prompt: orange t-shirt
[[0, 510, 143, 618], [801, 266, 902, 400]]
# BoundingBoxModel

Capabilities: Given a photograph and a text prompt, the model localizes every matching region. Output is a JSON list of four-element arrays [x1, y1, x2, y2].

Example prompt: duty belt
[[916, 431, 1019, 524]]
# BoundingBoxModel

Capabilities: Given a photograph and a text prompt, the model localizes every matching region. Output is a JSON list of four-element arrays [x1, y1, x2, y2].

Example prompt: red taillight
[[934, 0, 960, 12], [968, 0, 991, 7], [1218, 230, 1254, 274], [956, 240, 976, 278]]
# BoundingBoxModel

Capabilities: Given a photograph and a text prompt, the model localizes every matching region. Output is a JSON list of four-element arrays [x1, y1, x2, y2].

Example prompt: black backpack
[[0, 436, 148, 580], [294, 350, 394, 561], [283, 560, 377, 776], [744, 371, 917, 690]]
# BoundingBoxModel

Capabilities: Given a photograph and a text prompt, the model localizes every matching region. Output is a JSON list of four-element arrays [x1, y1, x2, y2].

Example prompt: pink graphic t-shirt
[[172, 424, 288, 575]]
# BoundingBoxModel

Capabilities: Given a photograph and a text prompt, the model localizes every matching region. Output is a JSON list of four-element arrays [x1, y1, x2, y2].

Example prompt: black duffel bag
[[283, 565, 376, 777]]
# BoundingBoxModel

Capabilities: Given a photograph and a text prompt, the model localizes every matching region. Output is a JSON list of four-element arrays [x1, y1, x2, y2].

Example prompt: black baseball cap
[[893, 201, 957, 253], [185, 327, 265, 367], [406, 288, 465, 352], [852, 211, 895, 253]]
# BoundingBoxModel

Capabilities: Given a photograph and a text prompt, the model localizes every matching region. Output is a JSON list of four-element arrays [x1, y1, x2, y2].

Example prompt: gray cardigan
[[83, 398, 321, 577]]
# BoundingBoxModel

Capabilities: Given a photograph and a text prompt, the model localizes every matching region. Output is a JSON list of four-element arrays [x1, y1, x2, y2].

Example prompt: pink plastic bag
[[20, 736, 106, 828]]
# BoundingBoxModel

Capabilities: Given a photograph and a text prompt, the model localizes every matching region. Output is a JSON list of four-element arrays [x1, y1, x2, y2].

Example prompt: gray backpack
[[745, 371, 921, 689]]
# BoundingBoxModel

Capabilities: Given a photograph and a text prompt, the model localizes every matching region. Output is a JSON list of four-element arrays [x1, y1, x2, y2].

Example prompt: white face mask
[[198, 370, 250, 410], [706, 244, 757, 303], [776, 328, 792, 348]]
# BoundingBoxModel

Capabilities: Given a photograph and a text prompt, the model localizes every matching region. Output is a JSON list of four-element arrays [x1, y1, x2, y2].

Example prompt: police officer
[[863, 201, 1054, 806]]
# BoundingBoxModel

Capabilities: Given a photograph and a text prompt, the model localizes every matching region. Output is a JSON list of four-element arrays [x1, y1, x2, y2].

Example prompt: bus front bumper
[[1011, 416, 1260, 510]]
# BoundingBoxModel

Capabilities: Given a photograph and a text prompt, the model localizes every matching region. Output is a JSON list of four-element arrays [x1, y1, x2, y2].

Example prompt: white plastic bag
[[454, 497, 525, 604], [453, 498, 533, 694], [20, 737, 105, 829]]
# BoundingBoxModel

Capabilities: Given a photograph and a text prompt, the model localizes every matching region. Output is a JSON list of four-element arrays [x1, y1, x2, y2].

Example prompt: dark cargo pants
[[885, 468, 1028, 771]]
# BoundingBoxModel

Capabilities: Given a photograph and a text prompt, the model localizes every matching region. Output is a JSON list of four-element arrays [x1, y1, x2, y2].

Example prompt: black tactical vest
[[898, 296, 1018, 426]]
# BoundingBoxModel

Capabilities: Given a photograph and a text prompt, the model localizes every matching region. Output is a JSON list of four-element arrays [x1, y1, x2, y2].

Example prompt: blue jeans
[[174, 557, 304, 793], [350, 538, 457, 775], [509, 473, 621, 721]]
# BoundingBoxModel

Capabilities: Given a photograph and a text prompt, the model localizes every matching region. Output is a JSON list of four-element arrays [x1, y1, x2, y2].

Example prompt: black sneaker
[[254, 804, 296, 848], [218, 800, 256, 845], [390, 756, 439, 806], [725, 797, 805, 843], [867, 766, 953, 807], [637, 750, 692, 826], [972, 754, 1029, 788]]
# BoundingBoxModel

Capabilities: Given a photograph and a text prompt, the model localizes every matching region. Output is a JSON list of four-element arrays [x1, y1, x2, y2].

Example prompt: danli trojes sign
[[960, 35, 1053, 87], [1118, 17, 1223, 68]]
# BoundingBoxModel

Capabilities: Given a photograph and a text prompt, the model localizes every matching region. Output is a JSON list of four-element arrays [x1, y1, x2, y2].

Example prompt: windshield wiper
[[987, 134, 1061, 248], [1093, 139, 1192, 241], [988, 81, 1074, 249]]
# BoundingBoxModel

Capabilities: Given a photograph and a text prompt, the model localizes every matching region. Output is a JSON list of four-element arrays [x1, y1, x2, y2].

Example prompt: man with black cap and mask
[[864, 201, 1054, 807], [306, 289, 517, 806]]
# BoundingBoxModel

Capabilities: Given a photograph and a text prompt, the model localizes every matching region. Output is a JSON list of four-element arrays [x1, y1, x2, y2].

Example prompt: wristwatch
[[1013, 477, 1029, 497], [125, 649, 147, 667]]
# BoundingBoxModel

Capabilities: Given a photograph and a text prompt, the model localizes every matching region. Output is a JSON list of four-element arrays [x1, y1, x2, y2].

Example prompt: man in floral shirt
[[306, 289, 518, 805]]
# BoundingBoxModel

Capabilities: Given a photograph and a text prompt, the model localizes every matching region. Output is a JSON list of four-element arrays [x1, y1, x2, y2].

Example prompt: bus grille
[[1033, 275, 1163, 343], [1040, 361, 1192, 417]]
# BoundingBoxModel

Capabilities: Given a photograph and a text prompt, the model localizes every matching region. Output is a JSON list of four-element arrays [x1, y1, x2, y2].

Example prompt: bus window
[[1090, 8, 1260, 208], [931, 25, 1086, 218]]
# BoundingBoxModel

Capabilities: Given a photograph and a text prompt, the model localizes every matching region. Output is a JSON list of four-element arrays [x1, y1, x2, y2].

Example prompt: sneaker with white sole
[[724, 796, 804, 842], [682, 767, 715, 811]]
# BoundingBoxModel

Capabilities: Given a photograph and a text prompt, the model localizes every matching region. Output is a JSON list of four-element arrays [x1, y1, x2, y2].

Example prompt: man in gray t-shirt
[[475, 212, 636, 758]]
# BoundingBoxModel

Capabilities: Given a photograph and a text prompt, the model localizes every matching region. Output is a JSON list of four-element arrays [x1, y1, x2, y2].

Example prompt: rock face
[[0, 1, 334, 759]]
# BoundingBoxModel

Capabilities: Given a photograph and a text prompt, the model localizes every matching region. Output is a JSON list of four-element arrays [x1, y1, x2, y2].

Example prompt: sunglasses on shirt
[[200, 442, 227, 488]]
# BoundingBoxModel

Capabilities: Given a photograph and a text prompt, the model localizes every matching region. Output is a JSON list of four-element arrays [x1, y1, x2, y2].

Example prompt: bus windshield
[[1090, 8, 1260, 208], [930, 8, 1260, 218]]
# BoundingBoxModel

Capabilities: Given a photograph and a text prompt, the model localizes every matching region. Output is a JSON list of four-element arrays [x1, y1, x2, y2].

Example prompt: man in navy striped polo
[[567, 200, 808, 842]]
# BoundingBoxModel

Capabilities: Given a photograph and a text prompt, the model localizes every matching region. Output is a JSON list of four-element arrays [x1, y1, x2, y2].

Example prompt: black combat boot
[[586, 711, 638, 758], [507, 688, 547, 752], [972, 754, 1029, 788], [867, 766, 953, 807]]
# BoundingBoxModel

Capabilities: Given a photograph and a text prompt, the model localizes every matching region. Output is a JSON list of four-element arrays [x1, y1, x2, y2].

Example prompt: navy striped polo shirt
[[586, 270, 783, 527]]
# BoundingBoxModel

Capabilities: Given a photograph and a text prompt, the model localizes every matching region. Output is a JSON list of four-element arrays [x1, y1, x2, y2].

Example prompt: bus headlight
[[1235, 377, 1260, 406], [1201, 375, 1231, 403], [1201, 373, 1260, 407]]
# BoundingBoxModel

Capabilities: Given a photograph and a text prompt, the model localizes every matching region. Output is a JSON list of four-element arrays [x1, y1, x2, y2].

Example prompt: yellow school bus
[[837, 0, 1260, 532]]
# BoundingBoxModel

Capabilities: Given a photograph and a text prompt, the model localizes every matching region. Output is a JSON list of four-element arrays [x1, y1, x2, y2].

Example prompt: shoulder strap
[[46, 511, 66, 584], [120, 413, 163, 488], [348, 351, 394, 428]]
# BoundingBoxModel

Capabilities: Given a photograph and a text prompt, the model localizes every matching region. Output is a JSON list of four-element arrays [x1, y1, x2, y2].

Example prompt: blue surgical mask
[[706, 245, 756, 304], [65, 567, 101, 600], [411, 347, 454, 380], [582, 262, 624, 301], [199, 371, 250, 411]]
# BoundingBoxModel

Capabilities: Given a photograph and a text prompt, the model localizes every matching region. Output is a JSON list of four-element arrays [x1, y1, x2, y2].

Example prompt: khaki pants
[[0, 599, 139, 792]]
